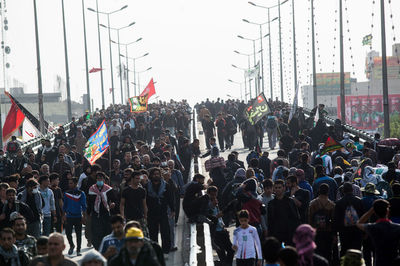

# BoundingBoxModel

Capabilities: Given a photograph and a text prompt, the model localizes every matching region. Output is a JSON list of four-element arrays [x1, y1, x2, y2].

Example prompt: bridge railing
[[20, 122, 72, 152], [300, 107, 374, 142]]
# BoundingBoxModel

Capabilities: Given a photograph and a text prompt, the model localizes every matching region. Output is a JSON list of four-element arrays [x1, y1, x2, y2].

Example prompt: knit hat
[[80, 250, 107, 266], [125, 227, 144, 240], [234, 168, 246, 179], [293, 224, 316, 265]]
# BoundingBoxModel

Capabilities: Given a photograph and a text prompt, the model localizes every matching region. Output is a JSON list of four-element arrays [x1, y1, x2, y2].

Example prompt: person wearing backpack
[[308, 183, 335, 262], [333, 182, 364, 257], [265, 113, 278, 150]]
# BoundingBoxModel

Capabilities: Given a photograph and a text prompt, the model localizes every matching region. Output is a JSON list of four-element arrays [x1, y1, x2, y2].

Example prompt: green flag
[[362, 34, 372, 46]]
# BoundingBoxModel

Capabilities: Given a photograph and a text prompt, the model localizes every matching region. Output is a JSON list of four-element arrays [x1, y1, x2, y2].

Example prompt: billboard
[[337, 94, 400, 130], [316, 72, 351, 96], [372, 56, 400, 80]]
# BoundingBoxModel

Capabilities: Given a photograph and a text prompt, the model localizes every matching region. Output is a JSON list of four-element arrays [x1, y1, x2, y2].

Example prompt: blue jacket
[[63, 189, 87, 218]]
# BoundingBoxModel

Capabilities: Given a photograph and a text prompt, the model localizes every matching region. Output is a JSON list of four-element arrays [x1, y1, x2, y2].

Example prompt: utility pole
[[311, 0, 317, 107], [117, 30, 123, 104], [380, 0, 390, 137], [339, 0, 346, 123], [33, 0, 45, 133], [292, 0, 298, 104], [252, 40, 258, 95], [106, 14, 115, 104], [268, 8, 273, 100], [95, 0, 105, 109], [259, 25, 265, 94], [61, 0, 72, 121], [125, 45, 130, 99], [81, 0, 91, 112], [278, 0, 284, 101]]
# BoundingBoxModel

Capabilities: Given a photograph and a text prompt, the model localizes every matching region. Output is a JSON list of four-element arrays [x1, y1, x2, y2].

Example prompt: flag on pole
[[362, 34, 372, 46], [22, 118, 41, 142], [89, 67, 103, 73], [321, 136, 343, 155], [2, 95, 25, 141], [6, 92, 49, 132], [129, 95, 149, 113], [314, 107, 320, 125], [83, 120, 109, 165], [139, 78, 156, 99], [244, 93, 269, 125]]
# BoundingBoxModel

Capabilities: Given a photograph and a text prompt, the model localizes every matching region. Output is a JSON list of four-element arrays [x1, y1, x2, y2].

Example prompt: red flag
[[89, 67, 103, 73], [2, 92, 26, 141], [139, 78, 156, 99]]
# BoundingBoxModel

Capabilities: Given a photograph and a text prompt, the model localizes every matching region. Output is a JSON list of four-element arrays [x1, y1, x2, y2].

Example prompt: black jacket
[[109, 243, 161, 266], [333, 194, 364, 232]]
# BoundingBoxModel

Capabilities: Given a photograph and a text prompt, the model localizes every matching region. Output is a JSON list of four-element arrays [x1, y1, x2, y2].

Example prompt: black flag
[[244, 93, 270, 125]]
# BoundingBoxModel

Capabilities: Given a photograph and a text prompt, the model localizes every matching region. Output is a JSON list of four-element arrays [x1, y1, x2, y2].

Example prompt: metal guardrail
[[21, 122, 72, 152], [300, 106, 375, 142]]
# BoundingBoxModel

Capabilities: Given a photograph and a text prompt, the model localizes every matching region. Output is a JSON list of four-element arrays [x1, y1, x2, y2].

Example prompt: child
[[36, 236, 49, 256], [232, 210, 263, 266]]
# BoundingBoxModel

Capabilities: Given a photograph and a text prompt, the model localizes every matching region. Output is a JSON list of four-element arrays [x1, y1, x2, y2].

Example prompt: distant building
[[301, 43, 400, 132]]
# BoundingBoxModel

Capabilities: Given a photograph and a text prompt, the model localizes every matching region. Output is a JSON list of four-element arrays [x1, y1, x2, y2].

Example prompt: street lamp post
[[100, 21, 135, 104], [242, 17, 278, 97], [120, 52, 149, 96], [134, 67, 152, 91], [112, 38, 142, 99], [88, 4, 128, 108], [380, 0, 390, 137], [81, 0, 91, 112], [232, 64, 252, 99], [106, 14, 115, 104], [311, 0, 317, 107], [291, 0, 298, 103], [61, 0, 72, 121], [228, 79, 244, 101], [249, 0, 288, 101], [33, 0, 44, 133]]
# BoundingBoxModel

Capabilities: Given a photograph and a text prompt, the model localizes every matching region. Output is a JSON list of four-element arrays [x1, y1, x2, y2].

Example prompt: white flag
[[22, 118, 41, 141], [246, 63, 260, 78], [289, 83, 299, 122]]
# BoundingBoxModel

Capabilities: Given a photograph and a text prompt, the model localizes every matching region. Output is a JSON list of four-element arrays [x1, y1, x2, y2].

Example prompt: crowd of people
[[189, 99, 400, 266], [0, 97, 399, 266], [0, 100, 197, 265]]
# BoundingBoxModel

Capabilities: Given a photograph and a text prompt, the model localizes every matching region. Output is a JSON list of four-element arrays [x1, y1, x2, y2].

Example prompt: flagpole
[[61, 0, 72, 122], [81, 0, 91, 112], [117, 30, 124, 104]]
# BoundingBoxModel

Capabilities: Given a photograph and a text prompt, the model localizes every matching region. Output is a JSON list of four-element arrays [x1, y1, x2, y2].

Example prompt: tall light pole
[[120, 52, 149, 96], [232, 64, 252, 99], [339, 0, 345, 122], [134, 67, 152, 91], [33, 0, 45, 134], [61, 0, 72, 121], [291, 0, 298, 104], [112, 38, 142, 99], [228, 79, 244, 101], [81, 0, 90, 112], [249, 0, 289, 100], [311, 0, 317, 107], [242, 17, 278, 96], [100, 21, 135, 104], [89, 4, 128, 105], [380, 0, 390, 137]]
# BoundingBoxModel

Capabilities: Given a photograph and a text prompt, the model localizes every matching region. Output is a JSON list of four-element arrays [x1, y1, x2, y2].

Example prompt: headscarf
[[88, 183, 113, 214], [293, 224, 317, 266]]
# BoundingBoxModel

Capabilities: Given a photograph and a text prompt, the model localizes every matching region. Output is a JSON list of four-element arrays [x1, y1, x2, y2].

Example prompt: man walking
[[63, 177, 86, 256]]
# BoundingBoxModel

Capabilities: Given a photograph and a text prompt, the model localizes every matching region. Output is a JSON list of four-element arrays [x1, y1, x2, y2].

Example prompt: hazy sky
[[3, 0, 400, 108]]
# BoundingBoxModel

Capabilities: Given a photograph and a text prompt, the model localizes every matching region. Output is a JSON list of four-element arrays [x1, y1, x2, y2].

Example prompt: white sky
[[3, 0, 400, 108]]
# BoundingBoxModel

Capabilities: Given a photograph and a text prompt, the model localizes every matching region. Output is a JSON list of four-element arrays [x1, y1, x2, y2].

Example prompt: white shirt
[[232, 225, 262, 260]]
